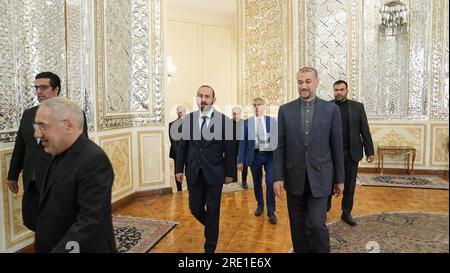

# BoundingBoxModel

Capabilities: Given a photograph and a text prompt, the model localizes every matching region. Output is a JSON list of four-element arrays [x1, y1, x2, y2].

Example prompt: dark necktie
[[201, 116, 207, 142]]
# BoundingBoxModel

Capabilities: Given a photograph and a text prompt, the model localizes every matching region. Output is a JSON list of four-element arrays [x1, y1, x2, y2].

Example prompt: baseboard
[[359, 167, 449, 179], [16, 187, 173, 253], [136, 187, 173, 198]]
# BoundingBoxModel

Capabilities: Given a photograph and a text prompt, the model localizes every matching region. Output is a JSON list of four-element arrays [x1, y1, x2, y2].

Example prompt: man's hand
[[7, 180, 18, 194], [274, 181, 284, 199], [237, 163, 243, 172], [175, 173, 184, 183], [225, 177, 233, 184], [333, 183, 344, 197], [366, 155, 375, 163]]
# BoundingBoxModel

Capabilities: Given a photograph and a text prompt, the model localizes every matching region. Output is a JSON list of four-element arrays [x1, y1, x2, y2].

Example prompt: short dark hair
[[333, 80, 348, 89], [35, 72, 61, 95], [198, 84, 215, 98]]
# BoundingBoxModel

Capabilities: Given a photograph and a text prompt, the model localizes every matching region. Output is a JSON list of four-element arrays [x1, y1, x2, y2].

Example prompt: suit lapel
[[293, 100, 306, 145], [307, 98, 322, 146], [347, 100, 353, 132], [40, 153, 76, 205], [39, 135, 87, 206]]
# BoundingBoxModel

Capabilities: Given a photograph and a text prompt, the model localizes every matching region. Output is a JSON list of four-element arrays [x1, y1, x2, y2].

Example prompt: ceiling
[[167, 0, 237, 22]]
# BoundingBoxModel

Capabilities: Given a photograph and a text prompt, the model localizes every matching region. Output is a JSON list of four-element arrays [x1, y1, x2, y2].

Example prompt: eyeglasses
[[32, 85, 51, 91], [33, 119, 67, 132]]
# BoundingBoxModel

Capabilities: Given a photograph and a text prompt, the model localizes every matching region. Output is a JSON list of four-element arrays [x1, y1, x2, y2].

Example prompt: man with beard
[[175, 85, 235, 253], [327, 80, 374, 226], [274, 67, 345, 253]]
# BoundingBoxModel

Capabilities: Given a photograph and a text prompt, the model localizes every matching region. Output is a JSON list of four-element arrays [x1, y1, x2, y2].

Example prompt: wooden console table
[[377, 146, 416, 175]]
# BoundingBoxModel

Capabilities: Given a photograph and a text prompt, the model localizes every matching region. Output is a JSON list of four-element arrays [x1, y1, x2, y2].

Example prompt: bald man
[[169, 105, 187, 191]]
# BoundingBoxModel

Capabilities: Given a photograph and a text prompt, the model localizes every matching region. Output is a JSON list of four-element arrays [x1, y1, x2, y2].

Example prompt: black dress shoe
[[242, 181, 248, 189], [341, 214, 357, 226], [255, 207, 263, 216], [268, 212, 277, 224]]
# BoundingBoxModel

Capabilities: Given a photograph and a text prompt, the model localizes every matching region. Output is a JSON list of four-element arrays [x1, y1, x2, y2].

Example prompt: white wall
[[166, 14, 238, 121]]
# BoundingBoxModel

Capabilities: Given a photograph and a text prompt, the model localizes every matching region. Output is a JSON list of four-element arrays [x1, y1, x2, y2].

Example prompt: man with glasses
[[237, 98, 278, 224], [33, 97, 116, 253], [7, 72, 87, 231]]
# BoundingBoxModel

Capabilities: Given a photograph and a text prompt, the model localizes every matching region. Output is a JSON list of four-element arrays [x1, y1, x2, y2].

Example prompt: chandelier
[[379, 1, 408, 36]]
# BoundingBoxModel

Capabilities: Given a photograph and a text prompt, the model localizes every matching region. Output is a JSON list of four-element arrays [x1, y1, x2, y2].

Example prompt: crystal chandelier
[[379, 1, 408, 36]]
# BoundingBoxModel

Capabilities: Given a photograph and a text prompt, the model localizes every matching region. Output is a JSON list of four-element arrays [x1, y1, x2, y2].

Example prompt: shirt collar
[[300, 97, 316, 105], [200, 108, 214, 119]]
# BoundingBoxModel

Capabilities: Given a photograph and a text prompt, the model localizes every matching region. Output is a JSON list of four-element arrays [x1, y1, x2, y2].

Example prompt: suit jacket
[[175, 110, 235, 186], [237, 116, 277, 166], [169, 119, 182, 160], [8, 106, 50, 193], [331, 99, 374, 162], [35, 134, 116, 253], [274, 98, 345, 198]]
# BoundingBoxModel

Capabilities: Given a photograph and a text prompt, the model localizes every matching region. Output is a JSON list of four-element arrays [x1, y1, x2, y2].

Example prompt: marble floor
[[113, 175, 449, 253]]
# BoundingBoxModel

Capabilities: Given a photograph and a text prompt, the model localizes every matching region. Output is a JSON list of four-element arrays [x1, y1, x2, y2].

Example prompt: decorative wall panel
[[430, 0, 449, 120], [430, 125, 449, 167], [95, 0, 164, 130], [1, 151, 33, 249], [99, 133, 134, 197], [66, 0, 95, 130], [0, 0, 66, 142], [138, 131, 165, 187], [239, 0, 293, 106], [361, 0, 432, 120], [301, 0, 358, 100], [368, 124, 426, 166]]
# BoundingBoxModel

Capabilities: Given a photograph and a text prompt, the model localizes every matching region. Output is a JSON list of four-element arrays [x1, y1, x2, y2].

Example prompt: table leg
[[380, 152, 384, 176], [377, 151, 380, 170], [411, 151, 416, 176], [406, 153, 410, 175]]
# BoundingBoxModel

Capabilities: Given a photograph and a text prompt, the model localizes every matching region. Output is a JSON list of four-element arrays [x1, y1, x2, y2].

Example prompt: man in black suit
[[169, 105, 186, 192], [231, 107, 248, 189], [7, 72, 88, 231], [175, 85, 234, 253], [274, 67, 345, 253], [33, 97, 116, 253], [328, 80, 374, 226]]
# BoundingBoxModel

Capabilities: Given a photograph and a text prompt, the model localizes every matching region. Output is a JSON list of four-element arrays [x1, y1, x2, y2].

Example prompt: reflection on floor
[[113, 177, 449, 253]]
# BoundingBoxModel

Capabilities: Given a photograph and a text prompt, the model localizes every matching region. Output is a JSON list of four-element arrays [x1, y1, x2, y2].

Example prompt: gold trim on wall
[[430, 124, 449, 167], [137, 130, 166, 187], [98, 132, 134, 198], [367, 123, 427, 167], [0, 150, 33, 249]]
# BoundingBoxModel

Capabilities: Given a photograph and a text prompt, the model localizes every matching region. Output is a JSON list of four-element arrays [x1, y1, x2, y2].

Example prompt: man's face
[[333, 83, 349, 102], [196, 87, 215, 111], [33, 107, 68, 155], [253, 101, 265, 117], [232, 109, 241, 121], [177, 108, 186, 119], [297, 71, 319, 101], [34, 78, 59, 103]]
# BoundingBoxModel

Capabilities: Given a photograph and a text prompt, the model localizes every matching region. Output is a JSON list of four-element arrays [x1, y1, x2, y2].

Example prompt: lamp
[[167, 56, 177, 83], [379, 1, 408, 36]]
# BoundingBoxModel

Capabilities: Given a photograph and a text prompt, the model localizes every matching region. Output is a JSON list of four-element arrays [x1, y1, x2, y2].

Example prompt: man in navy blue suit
[[274, 67, 344, 253], [175, 85, 235, 253], [237, 98, 278, 224]]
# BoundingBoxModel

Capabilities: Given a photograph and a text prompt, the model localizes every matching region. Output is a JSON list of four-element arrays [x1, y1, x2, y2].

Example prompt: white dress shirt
[[254, 115, 268, 150], [198, 108, 214, 129]]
